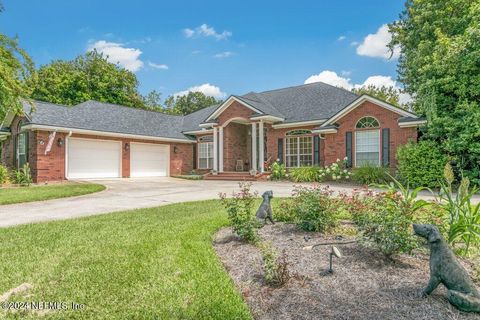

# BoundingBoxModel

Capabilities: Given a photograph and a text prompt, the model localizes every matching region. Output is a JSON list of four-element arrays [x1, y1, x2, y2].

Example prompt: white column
[[219, 126, 224, 173], [213, 126, 218, 173], [258, 121, 264, 173], [251, 122, 257, 173]]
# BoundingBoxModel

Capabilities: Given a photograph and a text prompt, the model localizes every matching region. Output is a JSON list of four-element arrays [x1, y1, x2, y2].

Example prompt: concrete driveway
[[0, 177, 475, 228], [0, 178, 301, 227]]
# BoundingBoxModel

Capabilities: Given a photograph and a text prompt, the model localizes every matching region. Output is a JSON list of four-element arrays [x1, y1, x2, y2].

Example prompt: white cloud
[[214, 51, 234, 58], [337, 35, 346, 41], [88, 40, 143, 72], [148, 62, 168, 70], [304, 71, 412, 104], [183, 28, 195, 38], [174, 83, 226, 99], [361, 75, 396, 88], [304, 70, 354, 90], [356, 24, 400, 60], [183, 24, 232, 40]]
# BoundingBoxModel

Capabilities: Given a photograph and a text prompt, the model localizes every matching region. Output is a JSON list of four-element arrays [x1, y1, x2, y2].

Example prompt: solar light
[[321, 245, 342, 275], [57, 138, 64, 147]]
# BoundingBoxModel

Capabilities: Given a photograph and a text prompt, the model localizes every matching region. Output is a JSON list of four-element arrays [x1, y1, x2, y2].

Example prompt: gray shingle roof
[[23, 100, 192, 141], [239, 82, 359, 123], [20, 82, 410, 140], [182, 104, 219, 132]]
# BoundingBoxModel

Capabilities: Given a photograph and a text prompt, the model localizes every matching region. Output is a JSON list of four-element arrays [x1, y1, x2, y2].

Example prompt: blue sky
[[1, 0, 407, 101]]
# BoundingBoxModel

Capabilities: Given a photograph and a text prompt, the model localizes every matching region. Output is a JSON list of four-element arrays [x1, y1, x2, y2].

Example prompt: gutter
[[21, 124, 196, 144], [398, 120, 427, 128], [272, 119, 327, 129]]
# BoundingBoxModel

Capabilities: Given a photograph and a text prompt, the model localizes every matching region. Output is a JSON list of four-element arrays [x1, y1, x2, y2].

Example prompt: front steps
[[203, 171, 257, 181]]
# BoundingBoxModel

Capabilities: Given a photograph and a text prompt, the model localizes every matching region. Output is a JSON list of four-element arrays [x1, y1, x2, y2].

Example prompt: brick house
[[0, 82, 425, 182]]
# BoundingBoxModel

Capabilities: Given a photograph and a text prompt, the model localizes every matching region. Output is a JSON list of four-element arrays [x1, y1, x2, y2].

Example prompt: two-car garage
[[66, 138, 169, 179]]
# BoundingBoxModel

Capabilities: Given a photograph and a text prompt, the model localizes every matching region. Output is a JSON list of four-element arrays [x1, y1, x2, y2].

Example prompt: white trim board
[[21, 124, 195, 144], [272, 119, 327, 129], [398, 120, 427, 128], [205, 96, 263, 122], [321, 95, 418, 127]]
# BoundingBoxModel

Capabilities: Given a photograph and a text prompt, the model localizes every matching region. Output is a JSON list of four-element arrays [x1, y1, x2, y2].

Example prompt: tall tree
[[142, 90, 163, 111], [390, 0, 480, 184], [0, 8, 36, 120], [163, 91, 221, 115], [32, 50, 145, 108], [352, 85, 402, 108]]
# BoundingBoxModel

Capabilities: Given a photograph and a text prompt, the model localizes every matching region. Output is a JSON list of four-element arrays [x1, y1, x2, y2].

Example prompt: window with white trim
[[198, 140, 214, 169], [285, 130, 313, 167], [355, 130, 380, 166]]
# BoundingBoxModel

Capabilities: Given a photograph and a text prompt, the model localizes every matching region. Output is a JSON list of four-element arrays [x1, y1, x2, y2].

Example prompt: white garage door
[[67, 138, 121, 179], [130, 143, 169, 177]]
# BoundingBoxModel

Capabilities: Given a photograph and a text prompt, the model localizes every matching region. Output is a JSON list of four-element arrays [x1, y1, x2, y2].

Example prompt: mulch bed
[[213, 223, 480, 320]]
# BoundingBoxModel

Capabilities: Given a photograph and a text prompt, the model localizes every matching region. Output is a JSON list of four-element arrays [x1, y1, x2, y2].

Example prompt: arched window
[[198, 135, 213, 142], [356, 117, 379, 129], [285, 130, 313, 167], [286, 129, 312, 136]]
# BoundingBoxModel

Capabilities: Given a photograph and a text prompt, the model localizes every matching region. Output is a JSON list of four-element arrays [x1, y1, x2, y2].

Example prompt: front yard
[[0, 200, 253, 319], [0, 183, 105, 205]]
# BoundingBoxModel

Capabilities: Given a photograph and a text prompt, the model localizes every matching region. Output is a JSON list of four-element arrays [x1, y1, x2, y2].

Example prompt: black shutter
[[313, 135, 320, 165], [193, 144, 197, 170], [277, 138, 284, 164], [382, 128, 390, 167], [345, 131, 353, 168]]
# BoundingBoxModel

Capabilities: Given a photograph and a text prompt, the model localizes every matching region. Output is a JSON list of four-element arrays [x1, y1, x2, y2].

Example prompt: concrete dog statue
[[413, 223, 480, 313], [256, 191, 274, 225]]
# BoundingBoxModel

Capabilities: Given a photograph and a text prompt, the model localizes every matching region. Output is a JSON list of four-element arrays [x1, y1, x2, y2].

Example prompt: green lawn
[[0, 200, 253, 319], [0, 183, 106, 205]]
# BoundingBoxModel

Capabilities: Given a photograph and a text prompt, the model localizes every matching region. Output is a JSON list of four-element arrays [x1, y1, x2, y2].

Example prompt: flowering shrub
[[220, 182, 260, 243], [269, 161, 287, 180], [339, 180, 432, 258], [318, 158, 352, 181], [281, 185, 339, 232]]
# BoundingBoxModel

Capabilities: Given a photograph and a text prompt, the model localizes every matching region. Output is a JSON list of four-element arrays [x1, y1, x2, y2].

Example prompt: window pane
[[356, 117, 380, 128], [285, 136, 312, 167], [18, 133, 26, 155], [355, 130, 380, 166], [198, 142, 213, 169], [286, 155, 297, 167]]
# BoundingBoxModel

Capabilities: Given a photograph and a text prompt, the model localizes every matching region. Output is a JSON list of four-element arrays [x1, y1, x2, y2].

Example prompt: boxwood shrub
[[396, 140, 447, 188]]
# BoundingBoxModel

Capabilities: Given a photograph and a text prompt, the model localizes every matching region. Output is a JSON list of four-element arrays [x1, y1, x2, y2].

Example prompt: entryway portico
[[211, 118, 266, 174]]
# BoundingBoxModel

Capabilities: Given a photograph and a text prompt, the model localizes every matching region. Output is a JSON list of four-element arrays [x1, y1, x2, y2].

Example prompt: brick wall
[[1, 120, 194, 182], [217, 101, 255, 125], [223, 122, 249, 171], [323, 101, 417, 168]]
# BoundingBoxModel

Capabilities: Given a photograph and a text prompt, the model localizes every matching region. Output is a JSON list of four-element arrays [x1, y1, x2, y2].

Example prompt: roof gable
[[320, 95, 418, 127], [204, 96, 264, 122]]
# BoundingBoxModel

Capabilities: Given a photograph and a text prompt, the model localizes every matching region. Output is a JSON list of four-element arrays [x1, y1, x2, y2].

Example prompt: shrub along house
[[0, 82, 425, 183]]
